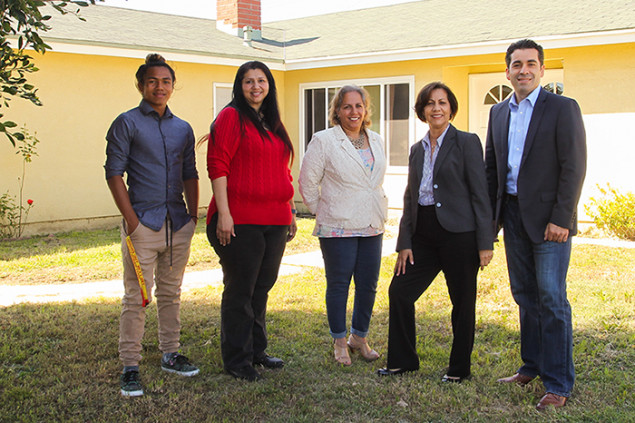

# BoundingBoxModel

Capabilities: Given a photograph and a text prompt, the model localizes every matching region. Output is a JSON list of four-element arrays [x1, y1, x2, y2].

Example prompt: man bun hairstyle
[[135, 53, 176, 87]]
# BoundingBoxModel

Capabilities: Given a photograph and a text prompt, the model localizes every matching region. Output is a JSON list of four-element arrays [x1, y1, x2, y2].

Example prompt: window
[[484, 84, 513, 105], [301, 77, 414, 169], [543, 82, 564, 95], [213, 83, 233, 117]]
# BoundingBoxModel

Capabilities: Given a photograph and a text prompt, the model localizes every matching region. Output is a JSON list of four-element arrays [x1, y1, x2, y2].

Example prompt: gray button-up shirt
[[105, 100, 198, 231]]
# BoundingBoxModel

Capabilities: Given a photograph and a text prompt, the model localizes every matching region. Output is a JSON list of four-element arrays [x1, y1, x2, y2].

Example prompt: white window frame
[[299, 75, 416, 173], [213, 82, 233, 117]]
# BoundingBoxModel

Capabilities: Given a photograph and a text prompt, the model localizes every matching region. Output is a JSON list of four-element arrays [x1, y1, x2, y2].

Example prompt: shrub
[[584, 184, 635, 240]]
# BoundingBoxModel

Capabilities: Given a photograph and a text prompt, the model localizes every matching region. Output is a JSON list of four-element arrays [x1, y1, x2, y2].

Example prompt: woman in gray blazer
[[299, 85, 387, 366], [377, 82, 493, 382]]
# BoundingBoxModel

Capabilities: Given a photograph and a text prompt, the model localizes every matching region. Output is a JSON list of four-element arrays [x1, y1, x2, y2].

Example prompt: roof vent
[[243, 25, 253, 47]]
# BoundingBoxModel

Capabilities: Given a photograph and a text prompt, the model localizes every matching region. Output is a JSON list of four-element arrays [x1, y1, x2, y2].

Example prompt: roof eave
[[283, 28, 635, 70], [10, 37, 286, 70]]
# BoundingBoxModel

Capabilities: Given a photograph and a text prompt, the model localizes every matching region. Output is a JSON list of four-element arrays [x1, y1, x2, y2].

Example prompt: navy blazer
[[396, 124, 493, 252], [485, 88, 587, 244]]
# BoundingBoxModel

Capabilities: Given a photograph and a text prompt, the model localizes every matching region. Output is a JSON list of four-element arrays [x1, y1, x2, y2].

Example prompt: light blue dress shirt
[[506, 86, 541, 195], [418, 125, 449, 206]]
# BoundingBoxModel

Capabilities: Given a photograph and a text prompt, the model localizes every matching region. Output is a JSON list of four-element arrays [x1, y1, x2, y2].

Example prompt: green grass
[[0, 224, 634, 421], [0, 218, 319, 286]]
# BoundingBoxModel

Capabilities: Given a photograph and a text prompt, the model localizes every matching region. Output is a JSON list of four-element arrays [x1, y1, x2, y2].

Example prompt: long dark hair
[[207, 61, 294, 163]]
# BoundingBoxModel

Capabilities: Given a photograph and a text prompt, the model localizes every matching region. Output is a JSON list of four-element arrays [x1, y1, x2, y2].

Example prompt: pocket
[[124, 219, 144, 238], [187, 217, 197, 236]]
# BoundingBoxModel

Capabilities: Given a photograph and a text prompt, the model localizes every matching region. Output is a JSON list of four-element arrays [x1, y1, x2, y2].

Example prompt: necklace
[[347, 133, 365, 149]]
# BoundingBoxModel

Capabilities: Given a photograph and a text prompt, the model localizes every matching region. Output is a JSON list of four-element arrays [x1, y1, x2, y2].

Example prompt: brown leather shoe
[[536, 393, 567, 411], [496, 373, 534, 386]]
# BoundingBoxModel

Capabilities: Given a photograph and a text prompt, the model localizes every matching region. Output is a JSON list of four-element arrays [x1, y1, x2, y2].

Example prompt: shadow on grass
[[0, 221, 220, 261], [0, 274, 633, 422]]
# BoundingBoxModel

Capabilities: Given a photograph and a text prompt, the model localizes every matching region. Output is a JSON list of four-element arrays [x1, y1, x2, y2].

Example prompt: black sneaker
[[120, 370, 143, 397], [161, 353, 200, 377]]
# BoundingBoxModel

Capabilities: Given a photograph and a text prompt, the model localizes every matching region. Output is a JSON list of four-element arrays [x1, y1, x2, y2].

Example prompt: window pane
[[362, 85, 381, 134], [314, 88, 326, 135], [384, 83, 409, 166], [215, 87, 232, 117], [305, 88, 327, 147], [327, 87, 337, 127], [304, 90, 313, 145]]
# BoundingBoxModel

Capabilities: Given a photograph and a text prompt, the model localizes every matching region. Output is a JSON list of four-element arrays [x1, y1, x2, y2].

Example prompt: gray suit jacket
[[396, 124, 493, 252], [485, 88, 587, 244]]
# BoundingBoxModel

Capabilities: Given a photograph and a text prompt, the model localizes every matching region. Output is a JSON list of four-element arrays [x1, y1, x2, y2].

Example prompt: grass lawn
[[0, 218, 319, 286], [0, 221, 633, 422]]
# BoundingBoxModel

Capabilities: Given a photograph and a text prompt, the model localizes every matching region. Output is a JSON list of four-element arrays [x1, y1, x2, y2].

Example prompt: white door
[[468, 70, 564, 145]]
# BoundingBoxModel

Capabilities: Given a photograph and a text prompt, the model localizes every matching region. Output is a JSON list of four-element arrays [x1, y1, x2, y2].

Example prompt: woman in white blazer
[[299, 85, 388, 366]]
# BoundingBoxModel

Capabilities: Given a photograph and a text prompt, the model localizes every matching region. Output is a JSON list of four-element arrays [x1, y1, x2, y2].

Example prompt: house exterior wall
[[0, 52, 254, 235], [2, 42, 633, 235], [284, 43, 635, 218]]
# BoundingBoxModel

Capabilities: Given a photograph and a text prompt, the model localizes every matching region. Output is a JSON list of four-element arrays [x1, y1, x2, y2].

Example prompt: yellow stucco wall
[[0, 52, 246, 234], [2, 42, 634, 235]]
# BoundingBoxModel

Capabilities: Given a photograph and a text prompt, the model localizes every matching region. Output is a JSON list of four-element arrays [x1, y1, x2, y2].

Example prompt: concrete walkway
[[1, 235, 632, 307], [1, 237, 399, 307]]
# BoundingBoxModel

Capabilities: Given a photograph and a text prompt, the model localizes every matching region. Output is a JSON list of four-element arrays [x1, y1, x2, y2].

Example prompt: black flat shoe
[[441, 374, 470, 383], [226, 365, 262, 381], [376, 367, 416, 376], [253, 353, 284, 369]]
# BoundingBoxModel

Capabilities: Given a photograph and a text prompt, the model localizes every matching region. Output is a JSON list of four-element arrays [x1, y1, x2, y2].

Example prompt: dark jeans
[[207, 213, 288, 371], [319, 234, 383, 338], [387, 206, 479, 377], [503, 197, 574, 396]]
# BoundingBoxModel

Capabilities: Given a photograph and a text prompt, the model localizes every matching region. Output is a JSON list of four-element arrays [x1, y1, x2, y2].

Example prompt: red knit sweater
[[206, 107, 294, 226]]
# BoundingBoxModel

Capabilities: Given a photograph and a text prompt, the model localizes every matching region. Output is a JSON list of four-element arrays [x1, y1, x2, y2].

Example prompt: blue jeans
[[319, 235, 383, 339], [503, 198, 575, 397]]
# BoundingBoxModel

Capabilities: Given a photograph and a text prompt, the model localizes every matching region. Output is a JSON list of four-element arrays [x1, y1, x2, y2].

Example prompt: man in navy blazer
[[485, 39, 586, 411]]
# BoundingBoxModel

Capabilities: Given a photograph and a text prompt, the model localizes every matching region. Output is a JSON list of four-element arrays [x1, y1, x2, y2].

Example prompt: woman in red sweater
[[206, 61, 296, 381]]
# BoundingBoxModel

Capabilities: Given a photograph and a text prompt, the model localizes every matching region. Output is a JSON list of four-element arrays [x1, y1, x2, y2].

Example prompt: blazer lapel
[[521, 89, 548, 167], [495, 99, 510, 160], [335, 125, 370, 176], [433, 124, 455, 178]]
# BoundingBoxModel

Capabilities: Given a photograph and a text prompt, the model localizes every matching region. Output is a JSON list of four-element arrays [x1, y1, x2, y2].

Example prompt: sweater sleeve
[[208, 107, 241, 181]]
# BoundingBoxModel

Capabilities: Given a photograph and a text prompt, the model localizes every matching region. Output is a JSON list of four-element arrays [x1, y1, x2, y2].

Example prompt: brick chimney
[[217, 0, 262, 40]]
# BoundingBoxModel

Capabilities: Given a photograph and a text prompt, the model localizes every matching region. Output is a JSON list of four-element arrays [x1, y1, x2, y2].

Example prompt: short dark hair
[[135, 53, 175, 88], [505, 39, 544, 67], [414, 82, 458, 123]]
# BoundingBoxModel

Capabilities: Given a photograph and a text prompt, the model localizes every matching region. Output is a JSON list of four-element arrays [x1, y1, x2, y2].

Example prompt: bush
[[584, 184, 635, 240]]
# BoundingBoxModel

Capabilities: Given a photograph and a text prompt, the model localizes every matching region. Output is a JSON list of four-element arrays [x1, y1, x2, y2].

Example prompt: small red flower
[[27, 199, 33, 205]]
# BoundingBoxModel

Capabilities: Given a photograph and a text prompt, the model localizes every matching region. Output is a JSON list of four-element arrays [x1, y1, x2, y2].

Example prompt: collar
[[139, 100, 173, 118], [510, 86, 541, 109], [422, 124, 450, 148]]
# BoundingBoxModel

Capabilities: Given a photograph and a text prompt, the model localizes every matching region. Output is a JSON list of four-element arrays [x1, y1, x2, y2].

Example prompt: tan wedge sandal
[[333, 339, 352, 366], [347, 334, 380, 362]]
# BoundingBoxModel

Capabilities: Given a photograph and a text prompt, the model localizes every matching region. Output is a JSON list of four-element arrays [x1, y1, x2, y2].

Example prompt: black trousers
[[207, 213, 288, 370], [387, 206, 479, 377]]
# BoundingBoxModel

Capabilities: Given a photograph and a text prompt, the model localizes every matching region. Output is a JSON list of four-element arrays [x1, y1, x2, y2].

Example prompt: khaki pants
[[118, 219, 196, 366]]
